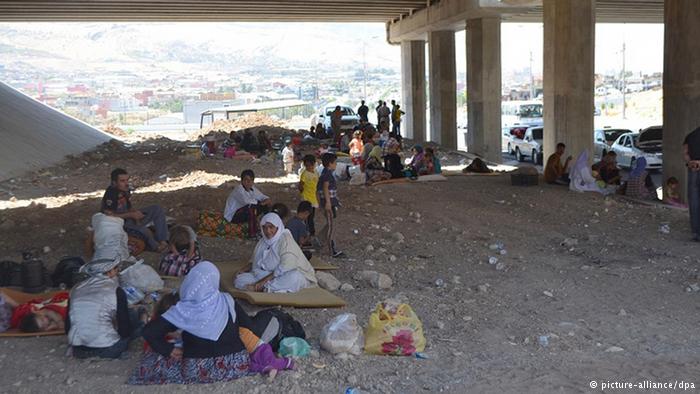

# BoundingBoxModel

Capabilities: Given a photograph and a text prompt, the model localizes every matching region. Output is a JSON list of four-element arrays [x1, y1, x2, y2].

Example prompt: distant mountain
[[0, 22, 400, 76]]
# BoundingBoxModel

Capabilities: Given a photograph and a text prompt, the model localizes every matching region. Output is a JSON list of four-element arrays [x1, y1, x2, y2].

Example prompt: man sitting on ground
[[67, 257, 145, 359], [224, 169, 272, 239], [544, 143, 572, 185], [101, 168, 169, 252]]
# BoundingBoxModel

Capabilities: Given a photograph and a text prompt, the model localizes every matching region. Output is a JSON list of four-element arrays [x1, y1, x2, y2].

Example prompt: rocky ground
[[0, 134, 698, 394]]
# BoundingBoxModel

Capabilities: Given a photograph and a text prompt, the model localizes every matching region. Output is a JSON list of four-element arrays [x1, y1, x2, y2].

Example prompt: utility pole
[[362, 41, 367, 99], [621, 41, 627, 119], [529, 50, 535, 99]]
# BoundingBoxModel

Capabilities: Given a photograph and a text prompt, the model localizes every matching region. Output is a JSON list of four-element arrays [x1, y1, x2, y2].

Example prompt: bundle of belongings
[[462, 157, 493, 173], [197, 211, 248, 240]]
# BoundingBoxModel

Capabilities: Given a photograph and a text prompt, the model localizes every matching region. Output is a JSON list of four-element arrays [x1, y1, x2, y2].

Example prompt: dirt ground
[[0, 135, 698, 394]]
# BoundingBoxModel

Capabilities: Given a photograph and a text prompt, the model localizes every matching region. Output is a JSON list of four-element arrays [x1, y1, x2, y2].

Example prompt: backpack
[[249, 309, 306, 352], [51, 256, 86, 288], [0, 261, 23, 287]]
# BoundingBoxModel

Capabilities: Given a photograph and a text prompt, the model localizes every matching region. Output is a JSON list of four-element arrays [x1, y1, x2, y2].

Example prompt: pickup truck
[[512, 126, 543, 164]]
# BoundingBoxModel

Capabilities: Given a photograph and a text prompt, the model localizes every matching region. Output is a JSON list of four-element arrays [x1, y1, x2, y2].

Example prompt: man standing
[[375, 100, 383, 126], [357, 100, 369, 122], [390, 100, 398, 132], [683, 126, 700, 241], [378, 101, 391, 131], [392, 104, 405, 136], [331, 106, 343, 147], [544, 143, 572, 185], [101, 168, 169, 252]]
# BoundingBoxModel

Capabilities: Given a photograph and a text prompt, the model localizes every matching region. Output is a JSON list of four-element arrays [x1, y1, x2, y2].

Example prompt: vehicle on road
[[512, 126, 543, 164], [610, 126, 663, 170], [316, 105, 360, 133], [504, 124, 537, 155], [502, 100, 543, 128], [593, 127, 631, 159]]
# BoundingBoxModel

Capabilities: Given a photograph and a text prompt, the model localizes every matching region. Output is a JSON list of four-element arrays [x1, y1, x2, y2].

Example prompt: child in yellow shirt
[[298, 154, 319, 238]]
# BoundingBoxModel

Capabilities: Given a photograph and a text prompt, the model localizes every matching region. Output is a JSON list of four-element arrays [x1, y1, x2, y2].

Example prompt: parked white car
[[512, 126, 543, 164], [610, 126, 663, 170], [593, 128, 631, 160]]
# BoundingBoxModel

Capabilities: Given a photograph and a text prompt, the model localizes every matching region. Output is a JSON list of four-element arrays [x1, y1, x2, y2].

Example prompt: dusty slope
[[0, 138, 698, 394]]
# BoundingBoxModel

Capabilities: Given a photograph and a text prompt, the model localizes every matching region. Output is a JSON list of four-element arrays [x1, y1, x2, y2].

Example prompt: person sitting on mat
[[408, 145, 425, 175], [67, 257, 146, 359], [159, 225, 201, 277], [223, 169, 273, 239], [234, 213, 317, 293], [0, 289, 69, 333], [129, 262, 293, 385], [365, 146, 392, 184], [425, 147, 442, 174]]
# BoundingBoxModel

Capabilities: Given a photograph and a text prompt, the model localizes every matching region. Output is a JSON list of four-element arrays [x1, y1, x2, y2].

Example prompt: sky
[[455, 23, 664, 77], [0, 22, 665, 76]]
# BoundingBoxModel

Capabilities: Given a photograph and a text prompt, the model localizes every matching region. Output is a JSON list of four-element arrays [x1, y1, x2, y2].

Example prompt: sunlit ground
[[0, 170, 300, 210]]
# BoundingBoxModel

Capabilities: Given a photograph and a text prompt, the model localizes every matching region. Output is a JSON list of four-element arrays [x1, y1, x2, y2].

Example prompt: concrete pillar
[[663, 0, 700, 202], [466, 17, 502, 163], [401, 40, 426, 142], [428, 30, 457, 149], [543, 0, 595, 162]]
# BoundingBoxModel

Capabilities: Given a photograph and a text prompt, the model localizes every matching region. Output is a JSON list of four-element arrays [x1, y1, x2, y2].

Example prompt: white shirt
[[224, 184, 269, 222], [282, 146, 294, 164]]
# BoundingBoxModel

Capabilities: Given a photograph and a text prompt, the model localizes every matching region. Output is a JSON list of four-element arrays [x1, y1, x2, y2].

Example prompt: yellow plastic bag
[[364, 302, 426, 356]]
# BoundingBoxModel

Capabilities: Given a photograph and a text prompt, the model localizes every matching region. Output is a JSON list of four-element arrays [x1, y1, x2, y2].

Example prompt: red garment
[[9, 292, 69, 328]]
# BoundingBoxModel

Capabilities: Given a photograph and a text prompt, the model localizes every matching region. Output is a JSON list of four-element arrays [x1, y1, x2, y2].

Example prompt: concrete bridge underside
[[1, 0, 698, 204]]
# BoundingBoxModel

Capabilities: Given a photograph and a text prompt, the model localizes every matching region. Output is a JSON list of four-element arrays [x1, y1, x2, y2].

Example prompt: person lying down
[[234, 213, 317, 293]]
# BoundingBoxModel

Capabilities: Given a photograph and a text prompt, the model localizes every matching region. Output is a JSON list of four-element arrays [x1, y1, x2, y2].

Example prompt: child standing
[[299, 155, 319, 239], [349, 130, 364, 165], [281, 140, 295, 174], [317, 153, 344, 258]]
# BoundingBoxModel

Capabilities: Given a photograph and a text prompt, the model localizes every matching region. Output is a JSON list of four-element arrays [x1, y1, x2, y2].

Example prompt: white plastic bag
[[349, 171, 366, 186], [119, 259, 164, 293], [320, 313, 364, 355]]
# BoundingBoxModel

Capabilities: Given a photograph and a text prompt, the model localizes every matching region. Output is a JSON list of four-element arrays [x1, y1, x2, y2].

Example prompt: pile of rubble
[[101, 124, 131, 138], [200, 113, 286, 134]]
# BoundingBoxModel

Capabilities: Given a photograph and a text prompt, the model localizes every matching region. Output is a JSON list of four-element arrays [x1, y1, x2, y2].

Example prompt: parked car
[[316, 105, 360, 133], [512, 126, 543, 164], [610, 126, 663, 170], [593, 128, 631, 160], [504, 125, 534, 155]]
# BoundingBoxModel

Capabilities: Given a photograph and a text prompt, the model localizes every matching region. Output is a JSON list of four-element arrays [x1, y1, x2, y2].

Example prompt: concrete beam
[[388, 0, 663, 43], [466, 17, 502, 163], [428, 30, 457, 149], [663, 0, 700, 203], [389, 0, 501, 42], [543, 0, 595, 163], [401, 40, 427, 142]]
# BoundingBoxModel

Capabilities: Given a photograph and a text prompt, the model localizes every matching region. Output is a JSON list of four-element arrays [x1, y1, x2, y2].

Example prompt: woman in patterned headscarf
[[131, 261, 253, 384]]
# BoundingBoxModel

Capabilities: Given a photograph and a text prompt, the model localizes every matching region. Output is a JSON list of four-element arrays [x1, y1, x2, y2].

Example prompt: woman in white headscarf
[[569, 150, 611, 195], [234, 213, 317, 293], [130, 261, 253, 385]]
